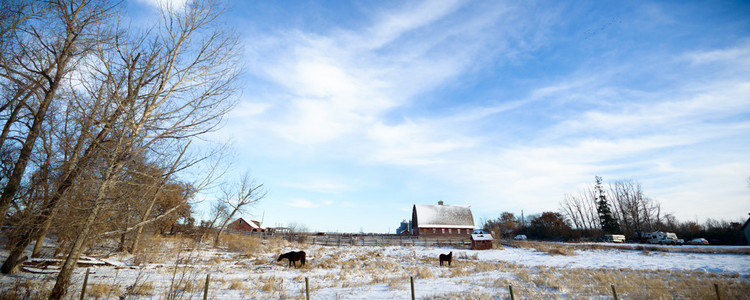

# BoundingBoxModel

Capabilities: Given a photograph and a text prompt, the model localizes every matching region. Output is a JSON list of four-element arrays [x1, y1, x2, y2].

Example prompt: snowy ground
[[1, 236, 749, 299]]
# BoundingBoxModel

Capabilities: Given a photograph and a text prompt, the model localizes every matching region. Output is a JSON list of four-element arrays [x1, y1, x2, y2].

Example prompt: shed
[[471, 233, 493, 250], [412, 201, 474, 238], [228, 218, 265, 232]]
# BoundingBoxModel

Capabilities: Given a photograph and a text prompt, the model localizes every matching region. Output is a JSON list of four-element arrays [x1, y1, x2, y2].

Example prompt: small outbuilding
[[471, 233, 493, 250]]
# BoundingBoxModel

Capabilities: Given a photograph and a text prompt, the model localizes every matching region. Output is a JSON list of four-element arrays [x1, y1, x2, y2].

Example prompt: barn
[[412, 201, 474, 238], [227, 218, 266, 232]]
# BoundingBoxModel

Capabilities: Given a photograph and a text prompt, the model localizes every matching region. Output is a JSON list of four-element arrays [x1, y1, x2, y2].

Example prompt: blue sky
[[132, 0, 750, 233]]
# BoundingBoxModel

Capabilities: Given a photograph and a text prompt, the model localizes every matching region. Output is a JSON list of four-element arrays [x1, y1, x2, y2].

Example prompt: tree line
[[484, 176, 748, 245], [0, 0, 253, 298]]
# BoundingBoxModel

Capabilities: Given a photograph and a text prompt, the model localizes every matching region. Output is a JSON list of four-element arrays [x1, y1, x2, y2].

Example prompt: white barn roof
[[413, 204, 474, 229], [236, 217, 262, 229], [472, 233, 493, 241]]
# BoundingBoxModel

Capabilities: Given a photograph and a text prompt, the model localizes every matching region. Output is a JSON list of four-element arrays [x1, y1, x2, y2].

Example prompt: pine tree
[[595, 176, 620, 233]]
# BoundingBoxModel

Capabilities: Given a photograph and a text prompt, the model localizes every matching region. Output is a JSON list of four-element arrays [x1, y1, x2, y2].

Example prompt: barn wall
[[416, 227, 472, 238]]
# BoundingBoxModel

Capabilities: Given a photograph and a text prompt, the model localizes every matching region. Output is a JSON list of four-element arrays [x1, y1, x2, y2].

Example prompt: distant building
[[227, 218, 266, 232], [471, 233, 493, 250], [396, 219, 412, 235], [412, 201, 474, 238]]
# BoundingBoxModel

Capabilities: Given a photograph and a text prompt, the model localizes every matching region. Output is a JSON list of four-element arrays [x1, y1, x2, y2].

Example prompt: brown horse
[[439, 251, 452, 267], [277, 251, 306, 268]]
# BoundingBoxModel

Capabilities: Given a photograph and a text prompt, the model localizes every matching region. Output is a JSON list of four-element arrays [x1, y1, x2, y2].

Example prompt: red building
[[471, 233, 493, 250], [412, 201, 474, 238], [227, 218, 266, 232]]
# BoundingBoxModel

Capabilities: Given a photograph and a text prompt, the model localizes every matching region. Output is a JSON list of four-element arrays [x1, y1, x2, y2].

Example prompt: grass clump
[[222, 233, 263, 253], [86, 282, 122, 298], [0, 278, 52, 300]]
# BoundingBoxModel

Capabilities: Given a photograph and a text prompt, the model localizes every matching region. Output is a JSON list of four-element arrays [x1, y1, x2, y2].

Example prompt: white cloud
[[219, 2, 750, 230]]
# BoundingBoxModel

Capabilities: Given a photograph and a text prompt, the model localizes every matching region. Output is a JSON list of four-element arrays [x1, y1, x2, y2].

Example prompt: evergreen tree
[[595, 176, 620, 233]]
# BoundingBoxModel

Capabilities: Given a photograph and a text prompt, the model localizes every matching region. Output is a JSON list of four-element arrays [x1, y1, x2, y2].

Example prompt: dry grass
[[0, 278, 52, 300], [86, 282, 123, 298], [125, 280, 155, 297], [222, 233, 263, 253], [424, 291, 495, 299], [4, 235, 748, 299], [535, 245, 577, 256], [228, 278, 247, 290], [249, 274, 286, 294]]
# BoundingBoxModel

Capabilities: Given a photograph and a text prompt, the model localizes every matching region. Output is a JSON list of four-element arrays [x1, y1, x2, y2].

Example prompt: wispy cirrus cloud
[[215, 1, 750, 231]]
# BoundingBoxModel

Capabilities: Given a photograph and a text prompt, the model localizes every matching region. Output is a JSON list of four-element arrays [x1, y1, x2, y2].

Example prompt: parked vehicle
[[688, 238, 709, 245], [647, 231, 682, 245], [514, 234, 527, 240], [602, 234, 626, 243]]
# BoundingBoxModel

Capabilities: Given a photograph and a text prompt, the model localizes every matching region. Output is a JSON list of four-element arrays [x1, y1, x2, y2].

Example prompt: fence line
[[226, 230, 473, 248], [75, 266, 732, 299]]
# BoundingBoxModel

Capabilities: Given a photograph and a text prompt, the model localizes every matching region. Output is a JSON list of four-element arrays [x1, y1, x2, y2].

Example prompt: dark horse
[[439, 251, 452, 267], [277, 251, 306, 268]]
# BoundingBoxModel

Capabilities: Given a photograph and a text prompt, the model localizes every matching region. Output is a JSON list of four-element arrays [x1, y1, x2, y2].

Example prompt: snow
[[2, 240, 749, 299], [413, 204, 474, 228]]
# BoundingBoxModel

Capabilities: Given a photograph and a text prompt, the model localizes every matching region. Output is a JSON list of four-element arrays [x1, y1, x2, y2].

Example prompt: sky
[[130, 0, 750, 233]]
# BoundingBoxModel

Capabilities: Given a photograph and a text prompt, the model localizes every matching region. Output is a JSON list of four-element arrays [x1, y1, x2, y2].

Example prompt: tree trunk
[[49, 202, 102, 300], [0, 87, 58, 228], [49, 163, 119, 300], [214, 210, 237, 247], [0, 233, 30, 274], [0, 0, 87, 228], [31, 214, 54, 258]]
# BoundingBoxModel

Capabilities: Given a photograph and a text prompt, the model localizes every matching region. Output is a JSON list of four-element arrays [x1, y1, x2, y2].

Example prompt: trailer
[[602, 234, 626, 243], [647, 231, 683, 245]]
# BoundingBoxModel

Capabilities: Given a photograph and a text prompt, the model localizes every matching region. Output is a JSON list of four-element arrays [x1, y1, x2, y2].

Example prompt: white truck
[[647, 231, 683, 245]]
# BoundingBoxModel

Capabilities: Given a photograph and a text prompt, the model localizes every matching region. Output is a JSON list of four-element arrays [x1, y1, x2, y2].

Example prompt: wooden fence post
[[203, 273, 210, 300], [508, 285, 515, 300], [410, 276, 415, 300], [305, 277, 310, 300], [714, 283, 721, 300], [79, 268, 90, 300], [611, 284, 618, 300]]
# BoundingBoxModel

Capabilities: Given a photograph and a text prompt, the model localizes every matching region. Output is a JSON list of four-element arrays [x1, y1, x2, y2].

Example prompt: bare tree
[[608, 180, 661, 240], [1, 0, 121, 274], [0, 0, 117, 227], [560, 191, 594, 231], [214, 172, 267, 246], [47, 0, 240, 296], [559, 186, 600, 232], [199, 200, 228, 241]]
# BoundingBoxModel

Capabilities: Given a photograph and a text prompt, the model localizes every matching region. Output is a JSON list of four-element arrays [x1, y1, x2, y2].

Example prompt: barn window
[[432, 228, 436, 234], [449, 229, 452, 234], [441, 228, 445, 234], [458, 229, 461, 234]]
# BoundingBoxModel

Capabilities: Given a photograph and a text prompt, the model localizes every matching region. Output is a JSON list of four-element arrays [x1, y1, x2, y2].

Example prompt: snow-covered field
[[2, 235, 749, 299]]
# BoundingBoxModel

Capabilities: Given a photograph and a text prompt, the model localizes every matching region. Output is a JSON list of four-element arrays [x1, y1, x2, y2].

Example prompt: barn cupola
[[438, 200, 444, 205]]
